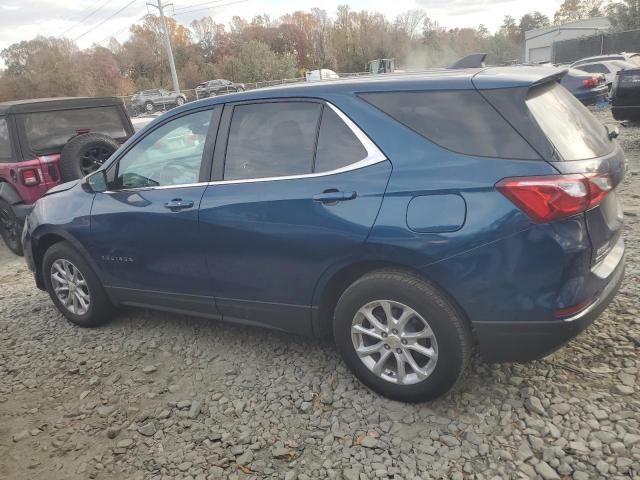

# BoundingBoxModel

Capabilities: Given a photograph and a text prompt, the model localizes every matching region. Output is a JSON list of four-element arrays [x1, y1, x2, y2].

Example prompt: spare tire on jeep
[[59, 133, 119, 182]]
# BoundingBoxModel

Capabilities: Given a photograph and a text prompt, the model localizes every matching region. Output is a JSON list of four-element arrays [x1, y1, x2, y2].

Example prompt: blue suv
[[23, 67, 626, 402]]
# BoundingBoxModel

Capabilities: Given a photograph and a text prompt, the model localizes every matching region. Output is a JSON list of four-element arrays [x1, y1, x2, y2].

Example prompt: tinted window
[[224, 102, 321, 180], [0, 117, 12, 159], [113, 109, 212, 189], [22, 106, 128, 154], [579, 64, 608, 73], [315, 107, 367, 172], [359, 90, 539, 159], [526, 82, 612, 160]]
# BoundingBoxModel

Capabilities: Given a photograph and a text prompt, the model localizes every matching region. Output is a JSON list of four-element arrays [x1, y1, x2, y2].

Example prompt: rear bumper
[[612, 105, 640, 121], [474, 244, 625, 363], [577, 89, 609, 106]]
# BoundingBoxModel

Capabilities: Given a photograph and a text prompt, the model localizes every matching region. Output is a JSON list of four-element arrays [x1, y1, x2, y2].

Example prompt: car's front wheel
[[43, 242, 114, 327], [0, 199, 23, 256], [176, 96, 185, 106], [144, 101, 155, 113], [333, 269, 471, 402]]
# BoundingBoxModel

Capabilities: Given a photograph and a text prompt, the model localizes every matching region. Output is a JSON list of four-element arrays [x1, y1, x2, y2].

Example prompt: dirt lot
[[1, 108, 639, 480]]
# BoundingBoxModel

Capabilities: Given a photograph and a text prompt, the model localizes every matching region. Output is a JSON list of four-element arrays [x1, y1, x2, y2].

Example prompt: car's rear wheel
[[333, 269, 471, 402], [176, 96, 185, 106], [59, 133, 119, 182], [0, 199, 23, 256], [145, 101, 155, 113], [43, 241, 113, 327]]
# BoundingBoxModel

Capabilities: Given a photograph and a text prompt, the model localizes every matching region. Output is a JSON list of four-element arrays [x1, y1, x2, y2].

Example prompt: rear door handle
[[164, 199, 194, 210], [312, 190, 357, 203]]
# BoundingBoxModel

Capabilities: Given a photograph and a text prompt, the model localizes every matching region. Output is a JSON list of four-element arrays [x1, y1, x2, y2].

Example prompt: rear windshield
[[0, 117, 12, 159], [20, 106, 128, 154], [526, 82, 613, 161], [359, 90, 539, 159]]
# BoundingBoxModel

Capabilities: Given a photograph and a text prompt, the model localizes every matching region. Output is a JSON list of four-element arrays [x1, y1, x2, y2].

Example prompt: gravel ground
[[1, 108, 639, 480]]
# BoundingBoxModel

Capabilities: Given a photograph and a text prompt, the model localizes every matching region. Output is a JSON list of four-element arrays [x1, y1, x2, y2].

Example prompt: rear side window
[[526, 82, 612, 160], [21, 106, 128, 155], [0, 117, 12, 159], [359, 90, 539, 159], [315, 107, 367, 172], [224, 102, 321, 180]]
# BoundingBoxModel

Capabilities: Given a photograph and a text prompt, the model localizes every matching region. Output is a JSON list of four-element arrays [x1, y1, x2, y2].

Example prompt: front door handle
[[164, 199, 194, 210], [312, 190, 357, 203]]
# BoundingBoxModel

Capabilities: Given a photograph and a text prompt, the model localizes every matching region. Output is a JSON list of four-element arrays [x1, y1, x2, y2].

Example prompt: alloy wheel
[[351, 300, 438, 385], [50, 259, 91, 316], [80, 145, 114, 175], [0, 206, 18, 246]]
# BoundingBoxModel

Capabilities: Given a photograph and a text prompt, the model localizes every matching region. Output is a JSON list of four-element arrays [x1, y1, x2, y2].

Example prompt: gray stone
[[535, 461, 560, 480], [138, 422, 156, 437], [116, 438, 133, 449], [142, 365, 157, 374], [524, 397, 545, 416]]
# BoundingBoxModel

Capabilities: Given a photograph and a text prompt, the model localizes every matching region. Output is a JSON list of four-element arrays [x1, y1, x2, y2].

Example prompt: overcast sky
[[0, 0, 565, 54]]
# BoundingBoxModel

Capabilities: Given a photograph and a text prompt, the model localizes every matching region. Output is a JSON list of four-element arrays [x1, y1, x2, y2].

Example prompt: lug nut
[[392, 329, 398, 334], [401, 339, 408, 345], [381, 332, 388, 338], [396, 348, 402, 354], [384, 344, 390, 350]]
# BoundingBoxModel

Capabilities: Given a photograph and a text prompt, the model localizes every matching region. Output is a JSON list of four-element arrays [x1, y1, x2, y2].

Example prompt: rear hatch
[[474, 68, 625, 269]]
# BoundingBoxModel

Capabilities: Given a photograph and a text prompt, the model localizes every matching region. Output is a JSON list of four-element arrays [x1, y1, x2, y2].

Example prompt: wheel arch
[[32, 229, 104, 289], [311, 258, 473, 338]]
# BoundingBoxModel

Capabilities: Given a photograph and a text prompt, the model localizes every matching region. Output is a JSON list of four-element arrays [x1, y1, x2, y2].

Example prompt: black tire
[[0, 199, 23, 256], [333, 269, 472, 402], [42, 241, 114, 327], [59, 133, 119, 182], [144, 101, 155, 113]]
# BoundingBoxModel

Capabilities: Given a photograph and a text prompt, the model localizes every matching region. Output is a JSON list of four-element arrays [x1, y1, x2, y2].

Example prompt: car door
[[199, 99, 392, 334], [88, 106, 222, 315]]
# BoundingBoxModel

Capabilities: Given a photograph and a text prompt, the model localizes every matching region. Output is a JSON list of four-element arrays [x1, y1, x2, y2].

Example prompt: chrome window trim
[[104, 102, 386, 193], [211, 102, 386, 185]]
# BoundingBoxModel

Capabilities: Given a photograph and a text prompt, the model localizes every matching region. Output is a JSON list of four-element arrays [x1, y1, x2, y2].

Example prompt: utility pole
[[147, 0, 180, 93]]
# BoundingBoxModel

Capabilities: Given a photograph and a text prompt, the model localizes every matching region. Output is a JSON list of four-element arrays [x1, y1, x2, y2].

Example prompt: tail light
[[582, 76, 601, 87], [20, 168, 41, 186], [496, 173, 613, 223]]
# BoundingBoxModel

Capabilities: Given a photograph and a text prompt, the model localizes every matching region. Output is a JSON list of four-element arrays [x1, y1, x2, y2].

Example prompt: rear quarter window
[[526, 82, 612, 160], [20, 106, 128, 155], [0, 117, 12, 159], [359, 90, 539, 159]]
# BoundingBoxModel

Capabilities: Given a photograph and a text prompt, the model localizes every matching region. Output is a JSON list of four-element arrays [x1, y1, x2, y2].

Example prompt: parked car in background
[[611, 68, 640, 121], [305, 69, 340, 81], [23, 66, 625, 402], [0, 97, 133, 255], [571, 53, 640, 69], [195, 79, 245, 97], [574, 60, 636, 89], [131, 89, 187, 114], [560, 68, 608, 105]]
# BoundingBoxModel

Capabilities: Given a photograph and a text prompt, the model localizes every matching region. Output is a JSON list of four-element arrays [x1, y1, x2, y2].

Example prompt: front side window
[[224, 102, 321, 180], [0, 117, 12, 159], [359, 90, 539, 159], [21, 106, 128, 155], [112, 109, 213, 189]]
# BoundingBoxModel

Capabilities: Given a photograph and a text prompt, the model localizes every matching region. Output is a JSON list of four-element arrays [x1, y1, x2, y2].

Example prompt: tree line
[[0, 1, 638, 101]]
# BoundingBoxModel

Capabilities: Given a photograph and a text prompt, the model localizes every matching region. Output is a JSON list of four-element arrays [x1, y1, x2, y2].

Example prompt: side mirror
[[83, 170, 108, 193]]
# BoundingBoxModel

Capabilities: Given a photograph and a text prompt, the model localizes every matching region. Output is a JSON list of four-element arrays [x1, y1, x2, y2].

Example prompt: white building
[[524, 17, 611, 64]]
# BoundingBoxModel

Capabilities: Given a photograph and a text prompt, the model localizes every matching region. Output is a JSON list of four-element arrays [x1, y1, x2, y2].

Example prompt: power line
[[171, 0, 247, 16], [60, 0, 117, 37], [96, 13, 147, 45], [172, 0, 228, 13], [73, 0, 139, 42]]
